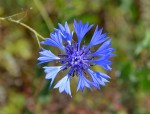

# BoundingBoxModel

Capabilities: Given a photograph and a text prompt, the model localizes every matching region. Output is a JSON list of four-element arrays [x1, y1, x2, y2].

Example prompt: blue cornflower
[[38, 20, 115, 97]]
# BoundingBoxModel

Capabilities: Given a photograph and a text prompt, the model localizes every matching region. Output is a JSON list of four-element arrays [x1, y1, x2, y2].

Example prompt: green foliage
[[0, 0, 150, 113], [1, 92, 25, 114], [137, 67, 150, 92]]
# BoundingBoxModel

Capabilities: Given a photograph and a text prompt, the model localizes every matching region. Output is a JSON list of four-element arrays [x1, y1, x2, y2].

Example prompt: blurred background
[[0, 0, 150, 114]]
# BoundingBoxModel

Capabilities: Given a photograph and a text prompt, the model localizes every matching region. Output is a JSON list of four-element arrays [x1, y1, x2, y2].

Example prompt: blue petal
[[54, 75, 72, 97], [88, 26, 107, 47], [38, 49, 60, 64], [90, 39, 114, 56], [91, 54, 113, 71], [54, 22, 73, 42], [43, 66, 62, 86], [74, 20, 94, 45], [41, 32, 65, 51], [77, 72, 97, 92], [88, 69, 110, 87], [98, 72, 110, 79]]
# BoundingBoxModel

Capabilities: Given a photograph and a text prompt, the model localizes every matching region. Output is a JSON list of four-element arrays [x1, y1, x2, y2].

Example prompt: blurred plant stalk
[[33, 0, 54, 32]]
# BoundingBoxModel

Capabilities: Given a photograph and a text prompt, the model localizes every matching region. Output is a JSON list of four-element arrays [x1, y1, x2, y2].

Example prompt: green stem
[[33, 0, 54, 32], [0, 17, 45, 40]]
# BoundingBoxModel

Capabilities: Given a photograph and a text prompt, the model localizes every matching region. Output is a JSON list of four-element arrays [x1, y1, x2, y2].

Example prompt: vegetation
[[0, 0, 150, 114]]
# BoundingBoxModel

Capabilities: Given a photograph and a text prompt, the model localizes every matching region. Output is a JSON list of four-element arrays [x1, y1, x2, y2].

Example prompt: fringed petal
[[88, 26, 107, 47], [38, 49, 60, 64], [74, 20, 94, 45], [43, 66, 62, 86], [54, 75, 72, 97]]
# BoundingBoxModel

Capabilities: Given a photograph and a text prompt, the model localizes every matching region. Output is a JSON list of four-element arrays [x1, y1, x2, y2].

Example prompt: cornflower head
[[38, 20, 115, 97]]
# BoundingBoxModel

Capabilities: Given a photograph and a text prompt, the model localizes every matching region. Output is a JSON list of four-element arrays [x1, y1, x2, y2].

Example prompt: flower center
[[70, 51, 81, 66], [58, 41, 93, 76]]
